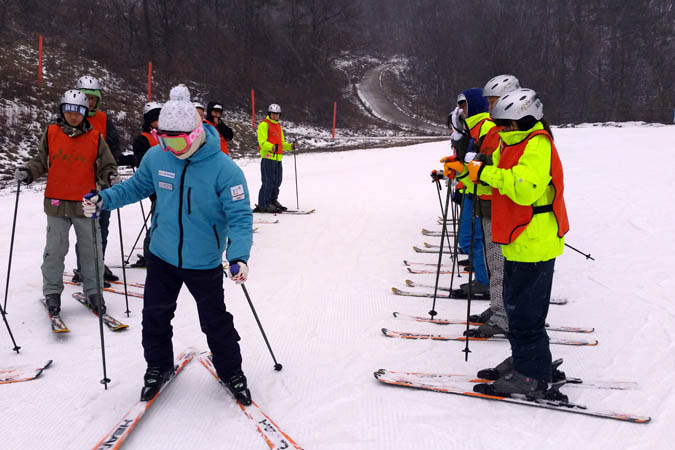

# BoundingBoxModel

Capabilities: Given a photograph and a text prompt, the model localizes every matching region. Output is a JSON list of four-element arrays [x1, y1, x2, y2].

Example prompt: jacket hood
[[462, 88, 489, 118]]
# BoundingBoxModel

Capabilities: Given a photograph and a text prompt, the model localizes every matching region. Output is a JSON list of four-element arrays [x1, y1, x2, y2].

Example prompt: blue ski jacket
[[100, 124, 253, 269]]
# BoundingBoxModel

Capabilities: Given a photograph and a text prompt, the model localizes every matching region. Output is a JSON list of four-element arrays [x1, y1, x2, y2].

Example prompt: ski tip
[[44, 360, 54, 369], [381, 328, 389, 335], [405, 280, 414, 287], [374, 369, 385, 379], [391, 287, 398, 293], [392, 312, 399, 318], [406, 268, 414, 273]]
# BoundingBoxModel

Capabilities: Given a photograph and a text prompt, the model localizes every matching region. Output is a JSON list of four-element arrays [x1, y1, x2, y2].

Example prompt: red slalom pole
[[38, 35, 43, 86], [251, 89, 256, 130], [147, 61, 152, 101], [332, 101, 337, 139]]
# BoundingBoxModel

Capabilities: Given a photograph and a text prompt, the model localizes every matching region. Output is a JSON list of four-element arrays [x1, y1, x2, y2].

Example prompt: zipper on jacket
[[177, 161, 190, 268], [212, 225, 221, 249], [187, 187, 192, 214], [151, 212, 159, 234]]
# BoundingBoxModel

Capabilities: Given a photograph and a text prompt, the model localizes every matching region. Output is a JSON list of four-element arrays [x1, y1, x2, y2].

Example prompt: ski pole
[[124, 209, 151, 266], [231, 264, 283, 371], [428, 174, 453, 319], [293, 147, 299, 210], [116, 209, 131, 317], [431, 171, 456, 258], [0, 302, 20, 353], [462, 183, 478, 362], [565, 243, 595, 261], [3, 180, 20, 312], [85, 191, 111, 389]]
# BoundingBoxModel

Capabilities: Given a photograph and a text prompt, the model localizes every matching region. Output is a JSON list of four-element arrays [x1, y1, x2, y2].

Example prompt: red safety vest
[[44, 124, 99, 201], [469, 118, 488, 140], [477, 125, 503, 200], [491, 129, 569, 244], [204, 120, 229, 154], [262, 118, 283, 158], [141, 131, 159, 147], [87, 111, 107, 139]]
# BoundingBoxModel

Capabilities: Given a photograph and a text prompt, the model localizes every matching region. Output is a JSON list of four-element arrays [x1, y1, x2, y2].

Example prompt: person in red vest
[[466, 88, 570, 398], [204, 102, 233, 154], [254, 103, 296, 213], [129, 101, 162, 267], [14, 89, 117, 318], [72, 75, 123, 285]]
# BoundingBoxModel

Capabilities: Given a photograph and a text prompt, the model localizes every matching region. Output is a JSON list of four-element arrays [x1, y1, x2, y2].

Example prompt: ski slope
[[1, 124, 674, 449]]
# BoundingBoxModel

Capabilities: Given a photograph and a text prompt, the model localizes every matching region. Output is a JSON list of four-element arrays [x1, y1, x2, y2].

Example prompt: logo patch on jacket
[[158, 170, 175, 179], [158, 181, 173, 191], [230, 184, 245, 201]]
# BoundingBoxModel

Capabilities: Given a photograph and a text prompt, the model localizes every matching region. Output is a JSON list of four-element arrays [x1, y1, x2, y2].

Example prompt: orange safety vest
[[469, 118, 488, 140], [44, 124, 99, 201], [262, 118, 283, 158], [477, 125, 503, 200], [491, 129, 569, 244], [87, 111, 107, 139], [204, 120, 229, 154], [141, 131, 159, 147]]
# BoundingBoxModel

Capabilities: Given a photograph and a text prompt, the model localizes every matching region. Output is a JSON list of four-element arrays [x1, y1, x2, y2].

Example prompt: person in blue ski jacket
[[82, 84, 254, 404]]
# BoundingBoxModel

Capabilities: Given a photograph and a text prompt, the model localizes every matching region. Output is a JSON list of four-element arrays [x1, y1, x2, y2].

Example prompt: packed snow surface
[[1, 124, 674, 449]]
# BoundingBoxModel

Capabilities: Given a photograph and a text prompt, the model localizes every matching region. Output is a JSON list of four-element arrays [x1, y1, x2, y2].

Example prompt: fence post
[[38, 35, 43, 87], [147, 61, 152, 102], [332, 101, 337, 139], [251, 89, 256, 130]]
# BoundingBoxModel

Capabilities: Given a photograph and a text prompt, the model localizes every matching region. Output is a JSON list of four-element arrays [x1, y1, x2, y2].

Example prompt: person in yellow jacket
[[465, 88, 570, 398], [254, 103, 296, 213]]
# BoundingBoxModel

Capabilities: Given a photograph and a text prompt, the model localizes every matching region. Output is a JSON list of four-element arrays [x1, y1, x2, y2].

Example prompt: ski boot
[[140, 366, 175, 401], [468, 307, 494, 324], [272, 200, 288, 212], [73, 268, 110, 287], [87, 293, 107, 315], [474, 371, 548, 399], [224, 370, 252, 406], [552, 358, 566, 383], [104, 265, 119, 282], [477, 356, 513, 380], [463, 321, 508, 338], [131, 255, 147, 268], [45, 294, 61, 316]]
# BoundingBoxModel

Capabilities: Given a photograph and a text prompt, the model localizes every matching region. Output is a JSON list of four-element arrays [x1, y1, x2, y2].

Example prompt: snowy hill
[[1, 123, 673, 449]]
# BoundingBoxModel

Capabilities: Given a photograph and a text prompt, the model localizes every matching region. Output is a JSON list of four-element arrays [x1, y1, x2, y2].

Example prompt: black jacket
[[205, 101, 234, 141]]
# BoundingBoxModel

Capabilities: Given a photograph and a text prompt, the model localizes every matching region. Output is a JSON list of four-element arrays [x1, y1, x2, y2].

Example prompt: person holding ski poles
[[81, 85, 254, 404], [14, 89, 117, 317], [253, 103, 296, 213], [465, 88, 570, 398]]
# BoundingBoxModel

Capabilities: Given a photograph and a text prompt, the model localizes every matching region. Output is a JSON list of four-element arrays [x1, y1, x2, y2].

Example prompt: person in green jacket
[[253, 103, 296, 213], [466, 88, 570, 398]]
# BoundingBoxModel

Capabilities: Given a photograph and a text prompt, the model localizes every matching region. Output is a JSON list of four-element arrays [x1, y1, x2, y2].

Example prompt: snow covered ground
[[1, 124, 674, 449]]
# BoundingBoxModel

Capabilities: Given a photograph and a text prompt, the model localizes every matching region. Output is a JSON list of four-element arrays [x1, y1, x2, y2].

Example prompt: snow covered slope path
[[0, 124, 674, 448]]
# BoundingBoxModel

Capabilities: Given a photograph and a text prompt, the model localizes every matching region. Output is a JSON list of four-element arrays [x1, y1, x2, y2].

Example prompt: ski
[[376, 368, 637, 391], [64, 272, 145, 289], [0, 360, 53, 384], [72, 293, 129, 331], [381, 328, 597, 346], [413, 245, 459, 254], [254, 219, 280, 224], [283, 208, 315, 215], [199, 353, 303, 450], [391, 287, 491, 301], [403, 260, 458, 268], [392, 312, 594, 333], [373, 370, 650, 423], [397, 284, 568, 305], [64, 280, 143, 298], [421, 228, 455, 237], [407, 267, 467, 275], [41, 299, 70, 333], [93, 350, 195, 450]]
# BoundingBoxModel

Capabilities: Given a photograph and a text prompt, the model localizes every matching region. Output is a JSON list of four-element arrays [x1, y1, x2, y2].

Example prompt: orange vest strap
[[88, 111, 107, 139]]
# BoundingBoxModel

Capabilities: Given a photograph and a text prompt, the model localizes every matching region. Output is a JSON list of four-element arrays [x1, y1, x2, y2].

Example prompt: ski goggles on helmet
[[152, 125, 204, 156]]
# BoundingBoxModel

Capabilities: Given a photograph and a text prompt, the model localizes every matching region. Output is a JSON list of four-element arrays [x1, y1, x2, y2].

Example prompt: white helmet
[[268, 103, 282, 114], [60, 89, 89, 115], [75, 75, 101, 90], [456, 93, 466, 104], [193, 101, 205, 110], [483, 75, 521, 98], [143, 101, 162, 115], [491, 88, 543, 121]]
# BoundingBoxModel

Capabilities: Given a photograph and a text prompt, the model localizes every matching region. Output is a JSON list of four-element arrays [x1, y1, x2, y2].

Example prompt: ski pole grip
[[230, 263, 240, 275], [84, 191, 98, 218]]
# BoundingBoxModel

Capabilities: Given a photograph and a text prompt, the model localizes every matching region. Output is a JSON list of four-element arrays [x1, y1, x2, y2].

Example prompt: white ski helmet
[[483, 75, 521, 98], [60, 89, 89, 115], [76, 75, 101, 90], [268, 103, 282, 114], [491, 88, 543, 121], [456, 93, 466, 104], [143, 101, 163, 115], [193, 101, 205, 110]]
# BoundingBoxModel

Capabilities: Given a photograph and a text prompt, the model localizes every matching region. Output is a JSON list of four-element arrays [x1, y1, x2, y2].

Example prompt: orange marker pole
[[251, 89, 256, 130], [37, 35, 43, 86], [332, 101, 337, 139], [147, 61, 152, 102]]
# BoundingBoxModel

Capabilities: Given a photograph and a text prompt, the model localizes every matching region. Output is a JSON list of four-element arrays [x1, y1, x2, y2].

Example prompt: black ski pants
[[258, 158, 282, 207], [143, 251, 242, 379], [503, 258, 555, 382]]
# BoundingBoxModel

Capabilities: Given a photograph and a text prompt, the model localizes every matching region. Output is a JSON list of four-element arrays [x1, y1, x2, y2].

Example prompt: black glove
[[14, 168, 32, 184]]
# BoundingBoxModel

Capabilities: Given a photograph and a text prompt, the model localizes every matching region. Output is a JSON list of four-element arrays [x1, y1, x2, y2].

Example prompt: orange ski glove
[[467, 160, 484, 183]]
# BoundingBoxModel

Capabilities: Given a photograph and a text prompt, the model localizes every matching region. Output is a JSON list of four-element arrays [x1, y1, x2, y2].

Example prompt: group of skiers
[[438, 75, 569, 398], [13, 77, 297, 404]]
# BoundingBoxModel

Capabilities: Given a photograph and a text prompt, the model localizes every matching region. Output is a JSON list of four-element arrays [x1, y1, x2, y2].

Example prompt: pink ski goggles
[[152, 125, 204, 156]]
